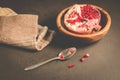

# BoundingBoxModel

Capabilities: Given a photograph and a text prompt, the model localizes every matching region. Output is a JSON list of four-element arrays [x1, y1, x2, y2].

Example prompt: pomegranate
[[64, 4, 101, 34]]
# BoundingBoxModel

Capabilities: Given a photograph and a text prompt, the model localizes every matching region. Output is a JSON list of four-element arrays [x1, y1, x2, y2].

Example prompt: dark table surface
[[0, 0, 120, 80]]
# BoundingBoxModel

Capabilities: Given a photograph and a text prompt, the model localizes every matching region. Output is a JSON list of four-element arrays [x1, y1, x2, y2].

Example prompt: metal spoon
[[24, 47, 77, 71]]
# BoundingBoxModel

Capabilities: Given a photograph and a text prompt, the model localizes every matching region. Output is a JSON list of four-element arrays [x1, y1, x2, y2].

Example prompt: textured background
[[0, 0, 120, 80]]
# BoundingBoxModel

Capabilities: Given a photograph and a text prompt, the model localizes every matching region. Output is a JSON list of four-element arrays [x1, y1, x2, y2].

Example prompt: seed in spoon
[[69, 48, 75, 54], [59, 53, 65, 60]]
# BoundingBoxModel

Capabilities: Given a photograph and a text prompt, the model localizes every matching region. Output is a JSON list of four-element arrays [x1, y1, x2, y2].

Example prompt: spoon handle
[[24, 57, 59, 71]]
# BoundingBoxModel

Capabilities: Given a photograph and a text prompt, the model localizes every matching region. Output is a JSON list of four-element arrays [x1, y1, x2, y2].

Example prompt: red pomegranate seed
[[67, 20, 76, 24], [69, 48, 74, 54], [84, 53, 90, 58], [80, 57, 85, 62], [68, 64, 75, 68], [59, 53, 65, 60], [81, 4, 99, 19], [69, 11, 77, 18]]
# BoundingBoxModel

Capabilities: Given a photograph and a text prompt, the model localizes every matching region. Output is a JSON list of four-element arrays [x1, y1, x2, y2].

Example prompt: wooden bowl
[[56, 4, 111, 43]]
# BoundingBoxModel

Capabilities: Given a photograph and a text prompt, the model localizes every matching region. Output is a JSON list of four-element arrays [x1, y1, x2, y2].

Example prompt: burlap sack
[[0, 8, 55, 51]]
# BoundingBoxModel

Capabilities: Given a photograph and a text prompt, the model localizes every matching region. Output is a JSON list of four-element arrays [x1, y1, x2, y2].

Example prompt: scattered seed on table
[[80, 57, 85, 62], [84, 53, 90, 58], [68, 64, 75, 68]]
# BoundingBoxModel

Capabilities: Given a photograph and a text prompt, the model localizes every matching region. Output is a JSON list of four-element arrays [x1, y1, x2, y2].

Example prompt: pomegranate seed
[[68, 64, 75, 68], [59, 53, 65, 60], [80, 57, 85, 62], [84, 53, 90, 58], [67, 20, 75, 24], [69, 11, 77, 18], [69, 48, 74, 54], [81, 4, 99, 19]]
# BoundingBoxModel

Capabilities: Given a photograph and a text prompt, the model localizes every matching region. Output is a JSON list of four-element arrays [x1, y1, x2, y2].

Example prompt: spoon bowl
[[58, 47, 76, 60]]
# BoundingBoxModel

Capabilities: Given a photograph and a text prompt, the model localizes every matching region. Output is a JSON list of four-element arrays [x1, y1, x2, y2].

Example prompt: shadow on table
[[50, 32, 99, 49]]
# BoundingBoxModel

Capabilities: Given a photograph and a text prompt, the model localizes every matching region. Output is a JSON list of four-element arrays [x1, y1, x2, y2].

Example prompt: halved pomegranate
[[64, 4, 101, 34]]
